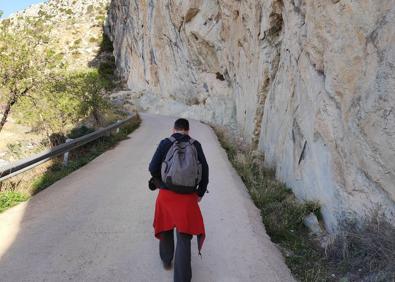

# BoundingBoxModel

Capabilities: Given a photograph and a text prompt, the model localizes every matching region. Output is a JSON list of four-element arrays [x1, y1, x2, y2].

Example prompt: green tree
[[52, 69, 110, 127], [14, 69, 109, 136], [68, 69, 110, 125], [0, 16, 61, 133]]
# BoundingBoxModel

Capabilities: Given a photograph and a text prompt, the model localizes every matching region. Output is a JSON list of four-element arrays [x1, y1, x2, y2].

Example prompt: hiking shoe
[[162, 261, 172, 270]]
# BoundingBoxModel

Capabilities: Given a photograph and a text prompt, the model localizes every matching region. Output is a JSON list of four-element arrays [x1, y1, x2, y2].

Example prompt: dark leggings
[[159, 229, 193, 282]]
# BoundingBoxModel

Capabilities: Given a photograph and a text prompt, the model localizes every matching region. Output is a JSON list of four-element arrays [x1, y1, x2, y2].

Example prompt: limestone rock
[[303, 213, 322, 235], [107, 0, 395, 230]]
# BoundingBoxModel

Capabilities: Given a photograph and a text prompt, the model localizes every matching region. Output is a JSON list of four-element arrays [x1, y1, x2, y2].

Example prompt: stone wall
[[107, 0, 395, 231]]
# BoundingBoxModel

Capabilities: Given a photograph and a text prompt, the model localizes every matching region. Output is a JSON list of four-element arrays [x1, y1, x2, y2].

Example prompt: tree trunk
[[92, 108, 102, 127], [0, 96, 16, 133]]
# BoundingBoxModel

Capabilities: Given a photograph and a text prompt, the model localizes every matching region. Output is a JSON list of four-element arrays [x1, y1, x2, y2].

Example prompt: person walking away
[[148, 118, 209, 282]]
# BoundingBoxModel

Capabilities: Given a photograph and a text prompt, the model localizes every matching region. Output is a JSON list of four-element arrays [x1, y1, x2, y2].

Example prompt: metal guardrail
[[0, 115, 136, 182]]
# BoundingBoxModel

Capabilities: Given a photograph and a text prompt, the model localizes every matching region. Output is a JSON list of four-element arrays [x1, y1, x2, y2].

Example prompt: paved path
[[0, 113, 294, 282]]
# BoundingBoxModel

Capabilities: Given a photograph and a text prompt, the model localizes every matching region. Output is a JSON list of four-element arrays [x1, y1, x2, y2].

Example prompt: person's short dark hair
[[174, 118, 189, 131]]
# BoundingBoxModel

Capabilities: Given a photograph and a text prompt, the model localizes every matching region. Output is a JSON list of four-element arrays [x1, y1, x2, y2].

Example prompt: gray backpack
[[161, 136, 202, 190]]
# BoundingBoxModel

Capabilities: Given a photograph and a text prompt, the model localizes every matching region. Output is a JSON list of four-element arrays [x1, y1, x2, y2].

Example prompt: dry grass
[[0, 118, 45, 162], [213, 126, 395, 282], [326, 214, 395, 281], [213, 126, 324, 280]]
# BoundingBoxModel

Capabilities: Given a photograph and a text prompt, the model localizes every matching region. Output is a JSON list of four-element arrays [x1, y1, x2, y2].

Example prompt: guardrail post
[[105, 130, 110, 137], [63, 138, 73, 167], [116, 120, 120, 134]]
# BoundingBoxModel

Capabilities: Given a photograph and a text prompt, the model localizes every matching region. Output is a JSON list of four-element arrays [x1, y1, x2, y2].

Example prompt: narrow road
[[0, 113, 294, 282]]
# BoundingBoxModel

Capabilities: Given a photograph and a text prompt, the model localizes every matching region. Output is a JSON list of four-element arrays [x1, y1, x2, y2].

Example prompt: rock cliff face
[[107, 0, 395, 230]]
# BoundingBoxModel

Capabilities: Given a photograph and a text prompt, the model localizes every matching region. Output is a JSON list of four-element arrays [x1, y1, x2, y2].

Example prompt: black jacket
[[149, 133, 209, 197]]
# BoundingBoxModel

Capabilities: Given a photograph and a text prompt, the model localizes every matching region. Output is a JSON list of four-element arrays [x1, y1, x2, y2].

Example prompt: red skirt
[[153, 189, 205, 252]]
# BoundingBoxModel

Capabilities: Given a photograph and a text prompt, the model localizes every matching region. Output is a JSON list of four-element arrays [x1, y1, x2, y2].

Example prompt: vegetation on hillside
[[0, 1, 120, 161], [0, 115, 141, 213], [7, 0, 110, 68]]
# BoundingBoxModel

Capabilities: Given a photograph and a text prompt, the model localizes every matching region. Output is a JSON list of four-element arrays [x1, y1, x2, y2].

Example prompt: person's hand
[[148, 177, 158, 191]]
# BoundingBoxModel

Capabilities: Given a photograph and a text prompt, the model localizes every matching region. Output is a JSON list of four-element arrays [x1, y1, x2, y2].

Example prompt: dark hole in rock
[[268, 13, 283, 38], [216, 72, 225, 81]]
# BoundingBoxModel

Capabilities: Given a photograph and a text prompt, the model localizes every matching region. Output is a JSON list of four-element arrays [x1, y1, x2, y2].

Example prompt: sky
[[1, 0, 45, 18]]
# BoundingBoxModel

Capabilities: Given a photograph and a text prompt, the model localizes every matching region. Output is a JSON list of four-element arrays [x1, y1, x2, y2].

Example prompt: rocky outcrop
[[107, 0, 395, 231], [7, 0, 110, 68]]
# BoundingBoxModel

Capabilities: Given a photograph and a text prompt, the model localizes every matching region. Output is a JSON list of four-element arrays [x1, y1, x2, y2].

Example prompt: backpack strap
[[189, 138, 196, 145], [168, 136, 177, 143]]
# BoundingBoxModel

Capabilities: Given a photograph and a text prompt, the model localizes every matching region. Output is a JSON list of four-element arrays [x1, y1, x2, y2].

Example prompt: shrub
[[326, 215, 395, 281], [71, 50, 81, 57], [95, 15, 105, 22], [100, 32, 113, 52], [73, 38, 82, 46], [98, 61, 115, 82], [67, 125, 95, 139], [0, 191, 29, 213], [49, 133, 66, 147], [86, 5, 94, 14]]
